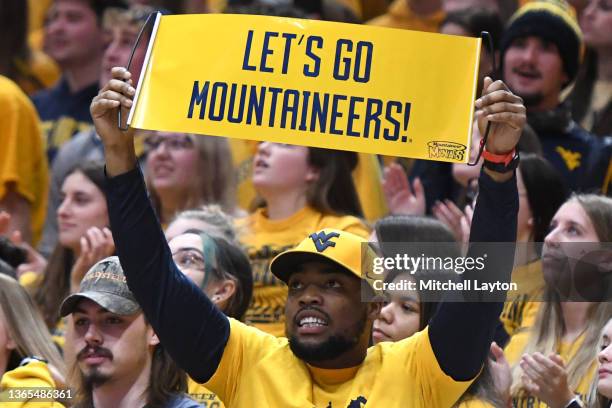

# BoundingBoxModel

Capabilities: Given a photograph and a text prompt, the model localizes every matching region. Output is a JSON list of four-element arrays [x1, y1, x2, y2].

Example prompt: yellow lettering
[[555, 146, 581, 171]]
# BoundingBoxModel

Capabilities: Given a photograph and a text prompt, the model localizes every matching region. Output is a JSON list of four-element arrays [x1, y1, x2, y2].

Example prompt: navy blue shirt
[[526, 104, 605, 192], [31, 77, 98, 163], [537, 122, 602, 192]]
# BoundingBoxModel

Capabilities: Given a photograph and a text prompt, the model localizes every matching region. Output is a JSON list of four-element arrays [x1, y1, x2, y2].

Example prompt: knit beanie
[[500, 0, 583, 87]]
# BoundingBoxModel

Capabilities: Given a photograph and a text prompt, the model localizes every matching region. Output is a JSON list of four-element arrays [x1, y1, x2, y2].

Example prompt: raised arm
[[91, 67, 229, 382], [428, 77, 524, 381]]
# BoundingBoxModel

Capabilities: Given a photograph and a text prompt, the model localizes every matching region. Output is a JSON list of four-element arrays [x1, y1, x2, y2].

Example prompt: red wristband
[[480, 139, 516, 166]]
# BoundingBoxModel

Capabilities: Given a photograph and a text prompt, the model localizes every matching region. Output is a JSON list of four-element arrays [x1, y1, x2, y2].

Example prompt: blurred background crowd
[[0, 0, 612, 407]]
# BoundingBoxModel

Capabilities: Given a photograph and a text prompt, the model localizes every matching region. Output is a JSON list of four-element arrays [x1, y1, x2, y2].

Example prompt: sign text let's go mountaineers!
[[128, 13, 481, 162]]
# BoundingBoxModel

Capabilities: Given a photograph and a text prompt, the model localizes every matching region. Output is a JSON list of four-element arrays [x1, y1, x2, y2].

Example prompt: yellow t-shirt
[[0, 359, 65, 407], [188, 379, 225, 408], [0, 75, 48, 245], [367, 0, 446, 32], [500, 260, 544, 337], [505, 332, 597, 408], [228, 139, 387, 222], [203, 319, 472, 407], [236, 206, 369, 336]]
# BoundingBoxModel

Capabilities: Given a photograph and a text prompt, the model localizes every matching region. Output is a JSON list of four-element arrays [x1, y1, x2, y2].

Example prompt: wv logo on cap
[[310, 231, 340, 252]]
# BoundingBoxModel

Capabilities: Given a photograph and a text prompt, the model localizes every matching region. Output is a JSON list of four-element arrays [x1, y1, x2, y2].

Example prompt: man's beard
[[77, 346, 113, 388], [288, 309, 368, 363], [82, 367, 111, 388]]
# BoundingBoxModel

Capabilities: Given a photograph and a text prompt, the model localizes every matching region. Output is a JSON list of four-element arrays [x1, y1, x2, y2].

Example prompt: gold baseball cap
[[270, 229, 376, 283]]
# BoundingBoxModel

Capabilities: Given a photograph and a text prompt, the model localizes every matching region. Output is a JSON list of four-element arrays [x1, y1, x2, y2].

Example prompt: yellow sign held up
[[128, 14, 480, 162]]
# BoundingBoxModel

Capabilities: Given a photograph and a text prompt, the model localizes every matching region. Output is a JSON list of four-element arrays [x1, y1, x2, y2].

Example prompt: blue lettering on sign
[[330, 94, 347, 135], [333, 39, 373, 83], [304, 36, 323, 77], [186, 81, 413, 145], [280, 89, 300, 129], [333, 39, 352, 81], [267, 87, 283, 126], [208, 82, 227, 121], [228, 84, 246, 123], [260, 31, 279, 73], [281, 33, 297, 74], [246, 85, 266, 126], [187, 81, 209, 119], [242, 30, 257, 71], [384, 101, 402, 141], [347, 96, 364, 137]]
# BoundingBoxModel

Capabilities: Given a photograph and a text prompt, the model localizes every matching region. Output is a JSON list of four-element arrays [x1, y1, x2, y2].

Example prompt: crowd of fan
[[0, 0, 611, 407]]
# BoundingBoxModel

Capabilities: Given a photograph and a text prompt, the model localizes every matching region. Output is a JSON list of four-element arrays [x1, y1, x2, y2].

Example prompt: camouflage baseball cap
[[60, 256, 140, 317]]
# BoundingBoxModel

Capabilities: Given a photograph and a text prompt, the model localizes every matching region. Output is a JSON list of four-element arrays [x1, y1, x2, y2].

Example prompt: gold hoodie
[[1, 359, 65, 408]]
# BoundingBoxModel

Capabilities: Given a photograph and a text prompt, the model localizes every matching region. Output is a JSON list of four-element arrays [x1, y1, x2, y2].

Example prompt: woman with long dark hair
[[237, 142, 368, 335], [370, 215, 452, 344], [33, 161, 112, 341]]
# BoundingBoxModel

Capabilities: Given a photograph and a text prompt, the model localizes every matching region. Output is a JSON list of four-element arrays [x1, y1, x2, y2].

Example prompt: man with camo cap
[[60, 256, 201, 408]]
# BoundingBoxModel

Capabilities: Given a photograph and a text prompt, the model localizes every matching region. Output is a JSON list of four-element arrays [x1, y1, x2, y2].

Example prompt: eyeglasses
[[172, 248, 206, 272], [144, 135, 194, 152]]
